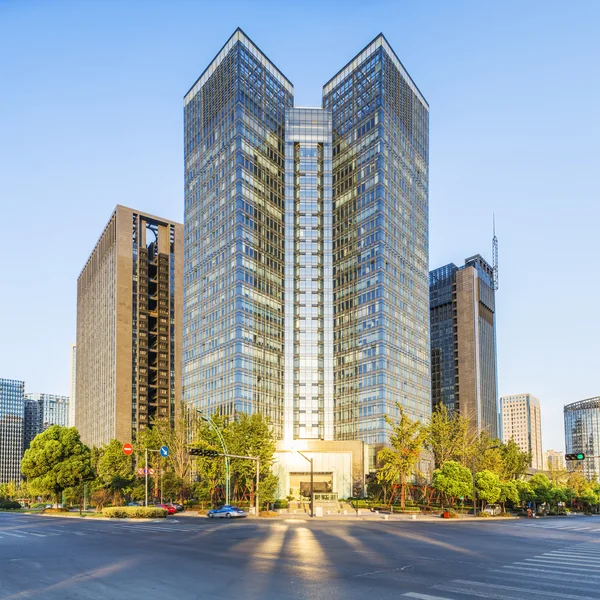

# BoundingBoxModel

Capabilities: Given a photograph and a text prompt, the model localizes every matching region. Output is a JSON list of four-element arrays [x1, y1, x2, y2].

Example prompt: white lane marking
[[403, 594, 457, 600], [73, 532, 87, 536], [22, 531, 46, 537], [491, 567, 600, 585], [0, 531, 26, 538], [441, 579, 599, 600]]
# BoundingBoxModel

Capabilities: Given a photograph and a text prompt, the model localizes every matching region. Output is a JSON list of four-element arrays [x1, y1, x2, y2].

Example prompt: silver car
[[483, 504, 502, 516], [206, 505, 246, 519]]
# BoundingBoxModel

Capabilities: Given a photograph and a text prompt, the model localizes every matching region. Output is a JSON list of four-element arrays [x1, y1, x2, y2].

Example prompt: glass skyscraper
[[564, 397, 600, 482], [23, 393, 71, 450], [430, 255, 499, 437], [184, 30, 430, 451], [0, 378, 24, 483]]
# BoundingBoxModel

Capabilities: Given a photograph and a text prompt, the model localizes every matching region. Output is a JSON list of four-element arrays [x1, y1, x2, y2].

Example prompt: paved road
[[1, 512, 600, 599]]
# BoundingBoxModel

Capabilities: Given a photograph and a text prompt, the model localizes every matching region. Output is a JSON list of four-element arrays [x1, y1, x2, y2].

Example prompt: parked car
[[206, 505, 246, 519], [127, 502, 141, 507], [155, 503, 177, 515], [171, 503, 184, 512], [483, 504, 502, 516]]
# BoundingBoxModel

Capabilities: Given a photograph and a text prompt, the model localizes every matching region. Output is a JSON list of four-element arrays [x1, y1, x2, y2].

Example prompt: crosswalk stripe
[[501, 564, 600, 578], [0, 531, 25, 538], [440, 579, 598, 600], [490, 568, 600, 585], [541, 553, 600, 563], [517, 560, 599, 573], [73, 531, 87, 536], [403, 594, 456, 600], [22, 531, 46, 537]]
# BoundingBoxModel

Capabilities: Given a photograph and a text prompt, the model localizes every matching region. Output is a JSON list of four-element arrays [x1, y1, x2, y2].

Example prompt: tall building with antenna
[[429, 229, 499, 437]]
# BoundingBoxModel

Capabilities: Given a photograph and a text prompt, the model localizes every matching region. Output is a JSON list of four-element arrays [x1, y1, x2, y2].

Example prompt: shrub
[[476, 511, 491, 518], [0, 500, 21, 509], [446, 510, 460, 519], [274, 500, 289, 509], [103, 507, 167, 519], [44, 507, 68, 513]]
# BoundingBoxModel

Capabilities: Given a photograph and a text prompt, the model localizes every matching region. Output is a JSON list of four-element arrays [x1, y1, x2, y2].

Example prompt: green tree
[[426, 404, 470, 468], [515, 479, 534, 505], [98, 439, 134, 484], [498, 481, 519, 511], [529, 473, 554, 506], [476, 470, 501, 508], [431, 460, 472, 506], [21, 426, 94, 506], [226, 412, 278, 509], [500, 439, 531, 481], [143, 403, 198, 502], [378, 405, 427, 509]]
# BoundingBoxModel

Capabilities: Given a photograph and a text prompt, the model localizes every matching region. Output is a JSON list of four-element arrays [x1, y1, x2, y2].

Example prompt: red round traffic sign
[[123, 443, 133, 455]]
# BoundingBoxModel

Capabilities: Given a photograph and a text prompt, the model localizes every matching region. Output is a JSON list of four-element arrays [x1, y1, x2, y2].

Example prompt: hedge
[[0, 500, 21, 509], [103, 507, 167, 519]]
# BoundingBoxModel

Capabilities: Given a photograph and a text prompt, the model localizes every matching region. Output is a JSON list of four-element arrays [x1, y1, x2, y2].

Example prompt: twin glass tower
[[183, 29, 430, 447]]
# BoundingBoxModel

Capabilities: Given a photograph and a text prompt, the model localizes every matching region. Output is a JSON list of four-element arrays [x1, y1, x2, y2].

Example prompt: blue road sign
[[160, 445, 169, 457]]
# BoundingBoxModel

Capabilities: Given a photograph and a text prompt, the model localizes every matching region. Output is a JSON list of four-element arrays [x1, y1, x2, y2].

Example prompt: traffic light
[[189, 448, 220, 457], [565, 453, 585, 460]]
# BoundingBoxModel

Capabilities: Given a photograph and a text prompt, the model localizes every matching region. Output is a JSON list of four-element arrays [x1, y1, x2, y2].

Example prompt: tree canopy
[[21, 425, 94, 504]]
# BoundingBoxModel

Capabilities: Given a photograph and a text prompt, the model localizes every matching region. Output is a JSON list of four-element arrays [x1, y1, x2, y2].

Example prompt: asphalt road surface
[[2, 512, 600, 599]]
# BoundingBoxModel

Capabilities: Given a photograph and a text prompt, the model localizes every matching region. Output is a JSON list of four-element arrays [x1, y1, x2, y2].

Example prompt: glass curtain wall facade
[[323, 35, 430, 444], [284, 108, 333, 441], [564, 397, 600, 482], [183, 29, 293, 438], [185, 31, 430, 449], [429, 263, 458, 412], [0, 378, 24, 483]]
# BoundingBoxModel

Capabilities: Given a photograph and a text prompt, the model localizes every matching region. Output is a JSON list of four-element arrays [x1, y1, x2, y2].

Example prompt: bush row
[[0, 500, 21, 509], [103, 507, 167, 518]]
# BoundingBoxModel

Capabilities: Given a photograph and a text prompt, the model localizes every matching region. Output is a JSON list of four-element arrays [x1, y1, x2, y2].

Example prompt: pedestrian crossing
[[401, 541, 600, 599], [0, 522, 206, 540], [526, 521, 600, 532]]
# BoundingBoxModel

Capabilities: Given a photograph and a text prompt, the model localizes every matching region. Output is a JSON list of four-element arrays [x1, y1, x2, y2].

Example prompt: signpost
[[123, 443, 133, 456], [160, 446, 169, 457]]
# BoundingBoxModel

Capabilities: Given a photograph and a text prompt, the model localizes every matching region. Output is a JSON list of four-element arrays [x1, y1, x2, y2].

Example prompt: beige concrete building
[[500, 393, 543, 470], [76, 205, 182, 447], [544, 449, 565, 471]]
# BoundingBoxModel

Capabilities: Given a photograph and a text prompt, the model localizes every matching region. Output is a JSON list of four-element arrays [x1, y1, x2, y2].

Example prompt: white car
[[483, 504, 502, 516]]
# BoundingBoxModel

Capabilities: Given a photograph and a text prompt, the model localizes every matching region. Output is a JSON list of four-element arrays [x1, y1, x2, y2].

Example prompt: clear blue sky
[[1, 0, 598, 451]]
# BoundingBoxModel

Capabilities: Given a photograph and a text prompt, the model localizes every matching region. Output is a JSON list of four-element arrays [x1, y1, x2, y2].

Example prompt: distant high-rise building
[[544, 449, 565, 471], [500, 393, 543, 469], [0, 378, 25, 483], [23, 393, 70, 450], [430, 256, 499, 437], [69, 344, 76, 427], [76, 205, 183, 447], [183, 29, 429, 497], [564, 397, 600, 482]]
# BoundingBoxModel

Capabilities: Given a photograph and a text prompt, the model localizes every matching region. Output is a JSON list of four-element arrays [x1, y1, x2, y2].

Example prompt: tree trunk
[[401, 474, 406, 510]]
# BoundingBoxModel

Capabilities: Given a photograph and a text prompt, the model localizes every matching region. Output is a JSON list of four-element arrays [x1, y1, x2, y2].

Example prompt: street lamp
[[196, 409, 230, 505], [472, 444, 500, 516], [296, 450, 314, 517]]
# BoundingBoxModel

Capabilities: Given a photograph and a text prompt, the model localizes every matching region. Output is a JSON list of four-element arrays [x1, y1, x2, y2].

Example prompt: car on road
[[483, 504, 502, 516], [206, 505, 246, 519], [171, 503, 184, 512], [155, 503, 177, 515]]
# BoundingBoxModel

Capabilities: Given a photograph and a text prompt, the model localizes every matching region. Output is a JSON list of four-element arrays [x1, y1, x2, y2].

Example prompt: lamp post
[[297, 450, 314, 517], [472, 444, 500, 516], [196, 409, 230, 505]]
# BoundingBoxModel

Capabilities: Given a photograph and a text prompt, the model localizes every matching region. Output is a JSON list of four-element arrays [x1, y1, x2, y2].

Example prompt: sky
[[1, 0, 598, 452]]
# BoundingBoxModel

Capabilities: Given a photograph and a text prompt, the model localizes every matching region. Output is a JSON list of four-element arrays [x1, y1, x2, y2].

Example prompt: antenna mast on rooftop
[[492, 214, 499, 290]]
